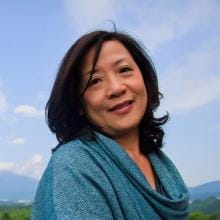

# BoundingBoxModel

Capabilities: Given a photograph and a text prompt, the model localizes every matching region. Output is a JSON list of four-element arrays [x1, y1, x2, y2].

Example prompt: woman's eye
[[88, 78, 101, 86], [119, 66, 132, 73]]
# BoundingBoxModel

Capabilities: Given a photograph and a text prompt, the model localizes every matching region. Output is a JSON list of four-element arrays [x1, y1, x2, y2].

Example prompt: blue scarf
[[32, 132, 189, 219]]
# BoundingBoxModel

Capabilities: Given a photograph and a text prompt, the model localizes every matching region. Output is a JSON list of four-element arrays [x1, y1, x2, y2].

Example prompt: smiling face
[[80, 40, 148, 138]]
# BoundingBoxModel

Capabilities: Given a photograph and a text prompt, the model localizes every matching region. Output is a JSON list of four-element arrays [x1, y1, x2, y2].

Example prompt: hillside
[[0, 171, 38, 201], [189, 181, 220, 201]]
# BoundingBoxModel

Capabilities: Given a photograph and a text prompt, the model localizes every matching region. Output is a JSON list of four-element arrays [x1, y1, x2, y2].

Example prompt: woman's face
[[80, 40, 147, 138]]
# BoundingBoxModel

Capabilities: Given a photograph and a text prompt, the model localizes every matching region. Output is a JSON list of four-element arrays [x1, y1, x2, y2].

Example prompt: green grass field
[[0, 197, 219, 220], [0, 205, 31, 220]]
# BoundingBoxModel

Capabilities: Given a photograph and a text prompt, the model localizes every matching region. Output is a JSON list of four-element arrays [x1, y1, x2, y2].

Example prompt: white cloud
[[64, 0, 118, 33], [64, 0, 220, 52], [160, 38, 220, 113], [0, 90, 7, 115], [0, 162, 15, 170], [0, 154, 44, 180], [132, 0, 220, 52], [11, 137, 26, 145], [161, 74, 220, 113], [14, 105, 43, 117], [18, 154, 44, 179]]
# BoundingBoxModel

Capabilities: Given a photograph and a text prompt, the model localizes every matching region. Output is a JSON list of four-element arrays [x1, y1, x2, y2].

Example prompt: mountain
[[0, 170, 38, 201], [189, 180, 220, 201], [0, 170, 220, 202]]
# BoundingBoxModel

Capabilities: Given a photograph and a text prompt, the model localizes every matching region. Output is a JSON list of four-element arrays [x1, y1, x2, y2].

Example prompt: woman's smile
[[108, 99, 134, 114]]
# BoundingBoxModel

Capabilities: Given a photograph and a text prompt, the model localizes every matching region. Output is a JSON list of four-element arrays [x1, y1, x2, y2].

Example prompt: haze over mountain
[[0, 170, 220, 202], [0, 170, 38, 201]]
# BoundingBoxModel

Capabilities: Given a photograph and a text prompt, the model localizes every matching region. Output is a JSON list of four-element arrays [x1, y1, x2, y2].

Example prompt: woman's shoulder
[[36, 136, 108, 194], [49, 138, 93, 169], [52, 138, 84, 158], [36, 138, 95, 188]]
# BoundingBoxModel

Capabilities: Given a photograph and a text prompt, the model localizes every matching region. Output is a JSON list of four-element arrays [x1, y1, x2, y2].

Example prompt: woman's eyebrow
[[83, 68, 99, 78], [111, 57, 128, 67]]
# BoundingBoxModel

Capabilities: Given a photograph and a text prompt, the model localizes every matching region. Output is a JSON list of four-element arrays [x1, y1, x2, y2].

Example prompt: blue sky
[[0, 0, 219, 187]]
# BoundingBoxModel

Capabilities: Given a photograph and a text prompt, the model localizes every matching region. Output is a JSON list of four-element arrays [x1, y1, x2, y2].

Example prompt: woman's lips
[[109, 100, 133, 114]]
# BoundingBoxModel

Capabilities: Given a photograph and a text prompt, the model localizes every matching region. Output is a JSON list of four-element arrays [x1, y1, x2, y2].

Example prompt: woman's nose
[[106, 77, 126, 98]]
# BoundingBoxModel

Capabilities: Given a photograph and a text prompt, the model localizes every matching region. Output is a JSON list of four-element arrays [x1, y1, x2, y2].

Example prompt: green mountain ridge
[[189, 181, 220, 201]]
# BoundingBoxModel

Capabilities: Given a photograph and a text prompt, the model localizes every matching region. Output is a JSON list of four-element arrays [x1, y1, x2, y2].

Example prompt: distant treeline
[[0, 197, 219, 220], [189, 197, 220, 220], [0, 204, 31, 220]]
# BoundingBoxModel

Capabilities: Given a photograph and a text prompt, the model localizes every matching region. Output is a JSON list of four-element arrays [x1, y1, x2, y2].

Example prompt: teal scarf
[[32, 132, 189, 219]]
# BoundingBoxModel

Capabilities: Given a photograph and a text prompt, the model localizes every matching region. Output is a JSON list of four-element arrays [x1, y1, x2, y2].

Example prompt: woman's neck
[[114, 129, 141, 158], [114, 130, 157, 190]]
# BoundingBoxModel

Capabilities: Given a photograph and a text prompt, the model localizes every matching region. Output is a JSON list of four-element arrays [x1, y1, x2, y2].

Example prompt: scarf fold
[[85, 132, 190, 219]]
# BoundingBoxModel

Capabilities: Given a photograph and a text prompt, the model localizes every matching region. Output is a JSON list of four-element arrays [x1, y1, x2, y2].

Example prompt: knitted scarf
[[32, 132, 189, 219]]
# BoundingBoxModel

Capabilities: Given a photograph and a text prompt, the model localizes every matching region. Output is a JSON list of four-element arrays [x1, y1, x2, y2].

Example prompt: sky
[[0, 0, 219, 187]]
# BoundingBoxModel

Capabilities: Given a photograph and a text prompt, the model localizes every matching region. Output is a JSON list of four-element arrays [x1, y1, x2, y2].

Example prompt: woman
[[31, 30, 189, 219]]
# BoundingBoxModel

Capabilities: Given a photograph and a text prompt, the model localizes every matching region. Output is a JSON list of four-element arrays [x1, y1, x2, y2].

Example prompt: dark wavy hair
[[46, 30, 169, 154]]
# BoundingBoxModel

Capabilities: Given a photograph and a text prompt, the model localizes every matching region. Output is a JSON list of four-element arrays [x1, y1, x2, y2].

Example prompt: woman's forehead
[[82, 40, 133, 72]]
